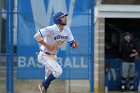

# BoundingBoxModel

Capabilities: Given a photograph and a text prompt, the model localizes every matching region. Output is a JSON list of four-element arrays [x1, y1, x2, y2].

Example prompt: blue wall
[[17, 0, 92, 79], [105, 59, 140, 91]]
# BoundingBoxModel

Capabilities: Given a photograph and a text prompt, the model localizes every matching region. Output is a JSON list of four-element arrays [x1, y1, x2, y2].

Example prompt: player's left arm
[[133, 42, 138, 56], [130, 42, 138, 57], [130, 49, 138, 58], [67, 27, 80, 48], [132, 49, 138, 56], [69, 40, 80, 48]]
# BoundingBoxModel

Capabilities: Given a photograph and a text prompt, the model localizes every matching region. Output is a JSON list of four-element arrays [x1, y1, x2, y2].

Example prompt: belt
[[40, 50, 55, 55]]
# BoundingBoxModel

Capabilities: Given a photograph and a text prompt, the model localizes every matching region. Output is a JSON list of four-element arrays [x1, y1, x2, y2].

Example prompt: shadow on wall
[[102, 0, 140, 4]]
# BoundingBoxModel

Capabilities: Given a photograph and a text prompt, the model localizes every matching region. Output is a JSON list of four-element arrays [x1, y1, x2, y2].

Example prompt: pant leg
[[45, 55, 57, 79], [121, 62, 129, 85], [122, 62, 129, 78], [129, 63, 135, 86], [129, 63, 135, 78], [45, 66, 51, 79], [38, 51, 62, 78]]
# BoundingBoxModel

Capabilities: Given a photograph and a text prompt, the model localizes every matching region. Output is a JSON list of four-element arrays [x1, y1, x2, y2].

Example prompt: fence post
[[90, 0, 94, 93], [0, 1, 2, 52], [6, 0, 14, 93]]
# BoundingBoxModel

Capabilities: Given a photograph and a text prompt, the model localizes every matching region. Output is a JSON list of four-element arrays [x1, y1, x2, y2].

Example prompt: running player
[[34, 12, 79, 93]]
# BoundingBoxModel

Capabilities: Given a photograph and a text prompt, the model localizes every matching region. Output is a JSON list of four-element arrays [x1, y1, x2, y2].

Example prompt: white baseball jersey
[[38, 24, 74, 54]]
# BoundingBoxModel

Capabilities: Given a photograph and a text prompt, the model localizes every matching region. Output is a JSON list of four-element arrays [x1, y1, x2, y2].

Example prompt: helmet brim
[[64, 14, 68, 16], [60, 14, 68, 18]]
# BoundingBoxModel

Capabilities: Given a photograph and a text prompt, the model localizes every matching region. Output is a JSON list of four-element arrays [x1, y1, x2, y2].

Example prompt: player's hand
[[132, 49, 136, 53], [72, 41, 80, 48], [130, 54, 136, 58]]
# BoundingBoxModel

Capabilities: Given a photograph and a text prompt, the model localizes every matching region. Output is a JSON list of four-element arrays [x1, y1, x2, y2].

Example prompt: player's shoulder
[[64, 25, 70, 29], [64, 25, 71, 32], [46, 24, 55, 29], [42, 24, 56, 32]]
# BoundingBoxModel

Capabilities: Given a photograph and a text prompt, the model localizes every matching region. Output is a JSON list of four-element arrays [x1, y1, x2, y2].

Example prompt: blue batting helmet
[[53, 12, 68, 24]]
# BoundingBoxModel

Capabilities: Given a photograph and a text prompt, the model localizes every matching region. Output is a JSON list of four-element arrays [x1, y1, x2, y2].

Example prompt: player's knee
[[53, 67, 63, 78]]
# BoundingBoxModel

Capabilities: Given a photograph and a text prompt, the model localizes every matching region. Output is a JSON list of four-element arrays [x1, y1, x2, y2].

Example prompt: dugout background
[[105, 18, 140, 91], [0, 0, 94, 93]]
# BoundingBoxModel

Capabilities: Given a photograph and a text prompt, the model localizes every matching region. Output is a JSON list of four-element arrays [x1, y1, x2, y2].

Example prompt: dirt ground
[[1, 78, 140, 93], [0, 79, 89, 93]]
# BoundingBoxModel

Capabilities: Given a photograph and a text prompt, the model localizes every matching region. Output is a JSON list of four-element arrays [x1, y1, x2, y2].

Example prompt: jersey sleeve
[[38, 27, 51, 37], [67, 29, 74, 42]]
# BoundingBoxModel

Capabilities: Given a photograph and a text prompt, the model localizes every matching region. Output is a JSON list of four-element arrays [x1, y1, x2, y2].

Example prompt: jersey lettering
[[54, 35, 68, 40]]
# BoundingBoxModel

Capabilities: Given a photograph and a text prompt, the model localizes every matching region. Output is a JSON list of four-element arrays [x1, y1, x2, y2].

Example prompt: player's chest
[[48, 30, 69, 40]]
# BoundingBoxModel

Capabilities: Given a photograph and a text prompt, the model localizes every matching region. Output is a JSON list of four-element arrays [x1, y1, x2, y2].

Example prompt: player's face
[[60, 16, 67, 26], [124, 35, 131, 41]]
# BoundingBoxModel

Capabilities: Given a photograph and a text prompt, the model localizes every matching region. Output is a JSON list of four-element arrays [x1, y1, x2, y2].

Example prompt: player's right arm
[[34, 28, 57, 51], [34, 33, 54, 51]]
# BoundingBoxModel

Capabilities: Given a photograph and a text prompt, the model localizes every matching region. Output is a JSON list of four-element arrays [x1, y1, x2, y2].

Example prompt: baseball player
[[120, 32, 138, 91], [34, 12, 79, 93]]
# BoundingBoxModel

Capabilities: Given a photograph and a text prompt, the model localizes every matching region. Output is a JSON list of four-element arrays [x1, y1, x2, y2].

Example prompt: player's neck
[[58, 24, 64, 32]]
